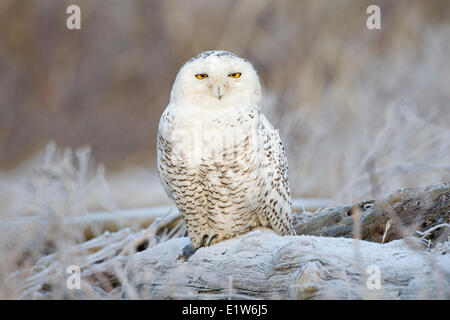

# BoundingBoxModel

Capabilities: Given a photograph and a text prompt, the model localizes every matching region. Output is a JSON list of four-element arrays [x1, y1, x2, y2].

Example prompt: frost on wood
[[125, 230, 449, 299], [294, 182, 449, 244]]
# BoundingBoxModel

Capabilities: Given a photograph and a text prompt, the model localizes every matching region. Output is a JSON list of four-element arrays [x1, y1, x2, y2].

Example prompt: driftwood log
[[294, 182, 449, 244], [124, 182, 449, 299]]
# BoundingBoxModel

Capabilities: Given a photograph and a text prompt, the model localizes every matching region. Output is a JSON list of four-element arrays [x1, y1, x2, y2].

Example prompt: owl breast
[[158, 106, 271, 247]]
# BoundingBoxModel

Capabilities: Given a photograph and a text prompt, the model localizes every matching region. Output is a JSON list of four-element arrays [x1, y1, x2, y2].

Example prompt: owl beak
[[215, 85, 223, 100]]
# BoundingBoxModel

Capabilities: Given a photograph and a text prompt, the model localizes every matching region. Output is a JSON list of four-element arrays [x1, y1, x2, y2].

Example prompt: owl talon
[[200, 234, 209, 247], [208, 234, 218, 246]]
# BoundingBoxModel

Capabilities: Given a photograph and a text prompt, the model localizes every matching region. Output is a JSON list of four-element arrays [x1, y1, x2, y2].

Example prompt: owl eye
[[195, 74, 208, 79], [228, 72, 242, 78]]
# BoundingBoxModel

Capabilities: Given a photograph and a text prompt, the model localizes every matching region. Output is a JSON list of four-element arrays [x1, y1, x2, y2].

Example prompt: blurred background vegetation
[[0, 0, 449, 211]]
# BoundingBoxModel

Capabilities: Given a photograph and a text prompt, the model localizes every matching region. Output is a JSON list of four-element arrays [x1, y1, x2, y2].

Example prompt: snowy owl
[[157, 51, 295, 258]]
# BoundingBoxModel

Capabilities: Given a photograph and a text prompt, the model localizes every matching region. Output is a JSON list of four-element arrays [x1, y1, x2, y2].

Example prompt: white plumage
[[157, 51, 294, 254]]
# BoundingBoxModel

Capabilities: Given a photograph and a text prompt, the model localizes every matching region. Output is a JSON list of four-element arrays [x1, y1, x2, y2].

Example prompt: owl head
[[170, 51, 262, 109]]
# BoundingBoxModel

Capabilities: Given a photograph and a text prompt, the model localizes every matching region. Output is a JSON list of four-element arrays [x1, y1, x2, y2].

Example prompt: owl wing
[[256, 112, 295, 235], [156, 109, 209, 248], [156, 109, 178, 202], [157, 133, 173, 202]]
